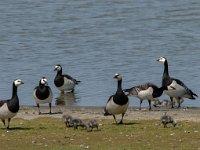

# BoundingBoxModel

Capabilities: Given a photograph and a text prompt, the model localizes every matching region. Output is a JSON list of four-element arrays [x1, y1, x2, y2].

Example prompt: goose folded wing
[[0, 100, 8, 107], [104, 95, 114, 116], [63, 74, 80, 84], [171, 78, 195, 93]]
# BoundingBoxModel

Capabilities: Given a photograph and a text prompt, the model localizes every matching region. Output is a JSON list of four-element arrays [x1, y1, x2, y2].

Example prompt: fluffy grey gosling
[[86, 119, 99, 131], [160, 112, 176, 128]]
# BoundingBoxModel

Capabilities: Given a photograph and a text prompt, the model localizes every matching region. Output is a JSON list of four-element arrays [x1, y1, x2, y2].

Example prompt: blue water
[[0, 0, 200, 108]]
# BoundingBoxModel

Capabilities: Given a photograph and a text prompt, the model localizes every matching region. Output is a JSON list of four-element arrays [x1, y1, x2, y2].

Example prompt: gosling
[[160, 112, 176, 128], [62, 114, 73, 127], [86, 119, 99, 132], [71, 118, 86, 129]]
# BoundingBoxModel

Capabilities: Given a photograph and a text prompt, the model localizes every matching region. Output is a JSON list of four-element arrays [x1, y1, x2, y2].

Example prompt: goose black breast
[[7, 98, 19, 113], [35, 87, 50, 100], [113, 91, 128, 105], [54, 76, 64, 87]]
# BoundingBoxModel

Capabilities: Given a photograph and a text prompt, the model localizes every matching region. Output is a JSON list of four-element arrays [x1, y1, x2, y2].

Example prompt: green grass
[[0, 118, 199, 150]]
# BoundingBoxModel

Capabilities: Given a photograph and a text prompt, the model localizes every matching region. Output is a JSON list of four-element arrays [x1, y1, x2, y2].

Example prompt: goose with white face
[[33, 77, 53, 114], [0, 79, 24, 129], [54, 64, 80, 93], [157, 56, 198, 108]]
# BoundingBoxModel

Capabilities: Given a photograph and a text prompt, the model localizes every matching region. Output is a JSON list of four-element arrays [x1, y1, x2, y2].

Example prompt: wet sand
[[16, 106, 200, 122]]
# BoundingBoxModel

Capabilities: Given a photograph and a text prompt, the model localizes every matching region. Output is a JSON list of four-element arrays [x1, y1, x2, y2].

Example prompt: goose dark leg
[[49, 103, 52, 114], [118, 113, 125, 125], [148, 100, 152, 110], [1, 119, 6, 127], [37, 103, 41, 115], [139, 100, 142, 110], [170, 97, 174, 108], [113, 115, 117, 124], [7, 118, 11, 129], [177, 97, 181, 108]]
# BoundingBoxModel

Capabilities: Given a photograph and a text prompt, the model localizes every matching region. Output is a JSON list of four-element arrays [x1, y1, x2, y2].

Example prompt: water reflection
[[55, 92, 79, 106]]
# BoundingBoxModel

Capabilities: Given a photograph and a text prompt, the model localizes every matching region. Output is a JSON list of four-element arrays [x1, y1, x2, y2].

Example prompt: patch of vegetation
[[0, 118, 199, 150]]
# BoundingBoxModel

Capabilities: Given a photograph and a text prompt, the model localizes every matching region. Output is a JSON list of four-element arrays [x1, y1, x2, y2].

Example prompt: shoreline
[[16, 105, 200, 122]]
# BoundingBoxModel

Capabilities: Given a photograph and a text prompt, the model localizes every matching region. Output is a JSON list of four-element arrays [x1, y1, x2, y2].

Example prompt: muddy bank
[[16, 106, 200, 122]]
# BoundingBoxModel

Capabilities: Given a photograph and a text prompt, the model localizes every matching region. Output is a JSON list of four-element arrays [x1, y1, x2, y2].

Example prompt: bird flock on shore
[[0, 56, 197, 129]]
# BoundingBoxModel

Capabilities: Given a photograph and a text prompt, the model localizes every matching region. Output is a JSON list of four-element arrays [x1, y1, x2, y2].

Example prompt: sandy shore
[[16, 106, 200, 122]]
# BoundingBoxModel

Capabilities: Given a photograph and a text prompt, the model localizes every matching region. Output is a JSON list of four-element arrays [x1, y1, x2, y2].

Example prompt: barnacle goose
[[54, 64, 80, 93], [104, 73, 129, 124], [33, 77, 53, 114], [157, 56, 197, 108], [0, 79, 24, 129], [124, 83, 167, 110]]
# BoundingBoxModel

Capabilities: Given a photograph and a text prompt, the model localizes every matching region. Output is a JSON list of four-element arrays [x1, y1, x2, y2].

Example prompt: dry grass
[[0, 117, 199, 150]]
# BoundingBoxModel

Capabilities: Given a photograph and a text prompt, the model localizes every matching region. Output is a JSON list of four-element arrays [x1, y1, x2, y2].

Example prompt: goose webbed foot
[[118, 120, 123, 125]]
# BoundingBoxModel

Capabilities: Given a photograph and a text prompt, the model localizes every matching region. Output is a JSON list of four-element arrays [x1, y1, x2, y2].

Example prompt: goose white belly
[[0, 103, 17, 119], [106, 97, 129, 115], [58, 77, 75, 92], [137, 87, 154, 100], [165, 80, 186, 97]]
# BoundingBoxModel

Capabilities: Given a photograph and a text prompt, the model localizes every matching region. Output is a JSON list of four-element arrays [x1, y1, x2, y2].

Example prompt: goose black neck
[[57, 69, 62, 76], [117, 79, 122, 91], [163, 60, 169, 77], [39, 82, 45, 88], [12, 83, 18, 99]]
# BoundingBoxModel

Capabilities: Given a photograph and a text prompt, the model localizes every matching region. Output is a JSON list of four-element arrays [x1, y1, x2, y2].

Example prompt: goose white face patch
[[158, 57, 166, 63], [14, 79, 24, 86], [55, 65, 61, 71], [41, 78, 47, 85]]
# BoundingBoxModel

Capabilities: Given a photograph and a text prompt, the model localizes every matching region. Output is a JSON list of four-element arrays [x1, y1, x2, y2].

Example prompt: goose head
[[14, 79, 24, 87], [114, 73, 122, 81], [40, 77, 48, 85], [157, 56, 167, 63], [54, 64, 62, 71]]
